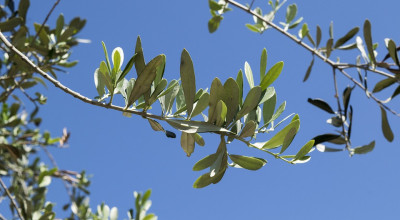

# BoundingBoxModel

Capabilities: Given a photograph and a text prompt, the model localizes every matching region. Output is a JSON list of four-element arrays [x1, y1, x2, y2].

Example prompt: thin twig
[[41, 146, 74, 201], [13, 79, 38, 107], [226, 0, 400, 117], [332, 68, 350, 152], [30, 0, 61, 45], [0, 177, 25, 220]]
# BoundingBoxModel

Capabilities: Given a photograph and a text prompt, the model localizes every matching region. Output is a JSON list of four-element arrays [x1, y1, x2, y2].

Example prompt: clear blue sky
[[14, 0, 400, 219]]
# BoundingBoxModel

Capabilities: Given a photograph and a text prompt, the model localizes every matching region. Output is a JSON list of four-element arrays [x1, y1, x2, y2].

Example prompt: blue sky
[[12, 0, 400, 219]]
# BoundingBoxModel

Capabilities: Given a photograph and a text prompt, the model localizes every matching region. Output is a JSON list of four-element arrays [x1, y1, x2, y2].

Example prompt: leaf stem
[[0, 177, 25, 220]]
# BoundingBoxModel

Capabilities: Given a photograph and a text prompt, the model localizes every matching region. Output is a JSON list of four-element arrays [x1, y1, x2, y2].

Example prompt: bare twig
[[0, 177, 25, 220], [30, 0, 61, 44], [225, 0, 400, 117]]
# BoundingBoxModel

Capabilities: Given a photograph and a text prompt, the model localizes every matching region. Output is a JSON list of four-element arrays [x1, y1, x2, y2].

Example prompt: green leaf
[[342, 86, 353, 116], [329, 21, 334, 39], [99, 61, 113, 92], [245, 24, 261, 33], [312, 133, 343, 146], [181, 132, 195, 157], [166, 119, 232, 134], [239, 120, 257, 138], [372, 77, 397, 93], [244, 62, 254, 88], [261, 119, 300, 149], [262, 89, 276, 125], [285, 4, 297, 24], [334, 27, 359, 48], [325, 38, 333, 58], [236, 70, 244, 105], [127, 55, 165, 107], [180, 49, 196, 117], [298, 23, 309, 39], [134, 36, 146, 76], [269, 101, 286, 123], [94, 68, 105, 97], [294, 140, 315, 161], [260, 48, 267, 80], [363, 20, 376, 66], [222, 78, 240, 125], [303, 57, 314, 82], [236, 86, 262, 119], [191, 93, 210, 118], [208, 16, 223, 33], [307, 98, 335, 114], [101, 41, 112, 75], [380, 106, 394, 142], [118, 54, 137, 83], [193, 172, 214, 188], [316, 25, 322, 47], [209, 0, 223, 10], [280, 127, 297, 154], [306, 32, 315, 47], [193, 133, 205, 146], [193, 154, 218, 171], [260, 61, 284, 90], [0, 17, 23, 32], [112, 47, 124, 78], [288, 17, 303, 29], [18, 0, 30, 21], [387, 39, 400, 66], [229, 155, 267, 170], [353, 141, 375, 155], [55, 14, 64, 40], [316, 144, 343, 152], [149, 78, 167, 105], [148, 119, 164, 132], [208, 78, 224, 123]]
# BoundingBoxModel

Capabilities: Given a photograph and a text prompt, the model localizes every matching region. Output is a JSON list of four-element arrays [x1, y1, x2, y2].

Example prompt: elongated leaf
[[208, 15, 223, 33], [94, 68, 105, 97], [246, 24, 261, 33], [191, 93, 210, 118], [55, 14, 64, 40], [208, 78, 224, 123], [303, 57, 314, 82], [112, 47, 124, 77], [329, 21, 334, 39], [312, 133, 343, 146], [236, 70, 243, 105], [294, 140, 315, 161], [215, 100, 227, 127], [342, 86, 353, 116], [148, 119, 164, 132], [334, 27, 359, 48], [316, 25, 322, 47], [193, 154, 217, 171], [269, 101, 286, 123], [101, 41, 112, 74], [260, 48, 267, 80], [222, 78, 240, 125], [353, 141, 375, 154], [307, 98, 334, 114], [285, 4, 297, 24], [260, 61, 284, 90], [244, 62, 254, 88], [262, 119, 300, 149], [363, 20, 376, 66], [0, 17, 23, 32], [99, 61, 113, 92], [239, 120, 257, 138], [118, 54, 137, 83], [209, 0, 223, 10], [181, 132, 195, 157], [193, 172, 214, 188], [380, 106, 394, 142], [372, 77, 397, 93], [298, 23, 309, 39], [149, 78, 167, 105], [127, 55, 165, 107], [326, 38, 333, 58], [236, 86, 262, 119], [229, 155, 266, 170], [166, 119, 231, 134], [262, 90, 276, 125], [387, 39, 400, 66], [316, 144, 343, 152], [280, 127, 297, 154], [180, 49, 196, 116], [134, 36, 146, 76], [193, 133, 205, 146]]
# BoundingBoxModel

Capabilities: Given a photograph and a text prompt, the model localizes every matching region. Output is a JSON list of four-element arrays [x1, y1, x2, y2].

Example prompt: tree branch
[[30, 0, 61, 44], [226, 0, 400, 117], [0, 177, 25, 220]]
